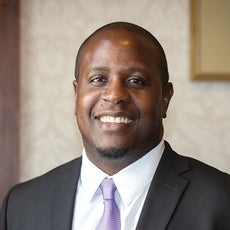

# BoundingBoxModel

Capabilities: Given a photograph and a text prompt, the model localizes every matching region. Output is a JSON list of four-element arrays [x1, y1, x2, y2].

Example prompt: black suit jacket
[[1, 142, 230, 230]]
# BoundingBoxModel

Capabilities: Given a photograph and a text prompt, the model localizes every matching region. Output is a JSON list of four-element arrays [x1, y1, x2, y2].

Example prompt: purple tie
[[96, 178, 121, 230]]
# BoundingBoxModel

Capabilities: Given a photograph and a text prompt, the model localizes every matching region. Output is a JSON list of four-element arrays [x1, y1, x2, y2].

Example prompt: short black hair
[[75, 21, 169, 86]]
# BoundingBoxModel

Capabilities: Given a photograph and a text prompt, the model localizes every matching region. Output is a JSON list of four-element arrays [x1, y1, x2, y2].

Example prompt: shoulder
[[164, 141, 230, 199], [179, 152, 230, 187], [164, 141, 230, 180], [0, 158, 82, 228], [182, 155, 230, 197], [163, 142, 230, 223], [6, 157, 82, 201]]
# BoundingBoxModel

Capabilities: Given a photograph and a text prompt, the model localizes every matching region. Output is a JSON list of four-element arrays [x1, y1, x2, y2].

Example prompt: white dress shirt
[[72, 140, 165, 230]]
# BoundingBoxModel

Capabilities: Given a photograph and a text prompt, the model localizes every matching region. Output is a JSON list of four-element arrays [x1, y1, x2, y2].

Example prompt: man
[[1, 22, 230, 230]]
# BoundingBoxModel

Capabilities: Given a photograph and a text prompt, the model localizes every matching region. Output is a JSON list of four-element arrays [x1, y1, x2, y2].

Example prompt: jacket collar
[[136, 142, 191, 230], [48, 142, 190, 230], [50, 158, 82, 230]]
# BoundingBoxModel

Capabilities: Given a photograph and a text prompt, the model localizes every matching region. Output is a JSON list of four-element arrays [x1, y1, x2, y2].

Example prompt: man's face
[[74, 29, 173, 166]]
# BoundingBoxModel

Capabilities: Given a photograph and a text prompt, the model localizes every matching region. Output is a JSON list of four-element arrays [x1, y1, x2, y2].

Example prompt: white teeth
[[100, 116, 132, 124]]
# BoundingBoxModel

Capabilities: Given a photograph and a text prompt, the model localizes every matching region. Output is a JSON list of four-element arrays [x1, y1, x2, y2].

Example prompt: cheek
[[136, 91, 161, 111], [136, 93, 163, 123], [76, 93, 94, 138], [76, 89, 99, 121]]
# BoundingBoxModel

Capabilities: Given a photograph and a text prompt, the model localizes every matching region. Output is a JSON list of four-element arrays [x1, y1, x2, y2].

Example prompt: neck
[[85, 145, 159, 175]]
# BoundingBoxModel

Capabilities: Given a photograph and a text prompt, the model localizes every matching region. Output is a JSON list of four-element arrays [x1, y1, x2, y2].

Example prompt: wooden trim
[[190, 0, 230, 81], [0, 0, 19, 204]]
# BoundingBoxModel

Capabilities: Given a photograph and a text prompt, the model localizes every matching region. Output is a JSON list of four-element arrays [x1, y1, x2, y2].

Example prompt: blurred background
[[1, 0, 230, 204]]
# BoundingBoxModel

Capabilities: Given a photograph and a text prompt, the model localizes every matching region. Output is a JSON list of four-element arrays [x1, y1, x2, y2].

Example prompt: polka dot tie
[[95, 178, 121, 230]]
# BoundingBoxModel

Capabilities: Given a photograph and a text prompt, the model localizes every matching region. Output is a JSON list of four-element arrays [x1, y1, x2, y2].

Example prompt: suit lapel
[[50, 158, 82, 230], [136, 142, 190, 230], [47, 144, 190, 229]]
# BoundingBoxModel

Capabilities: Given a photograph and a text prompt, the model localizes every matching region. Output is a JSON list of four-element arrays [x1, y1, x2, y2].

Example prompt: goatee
[[96, 147, 129, 159]]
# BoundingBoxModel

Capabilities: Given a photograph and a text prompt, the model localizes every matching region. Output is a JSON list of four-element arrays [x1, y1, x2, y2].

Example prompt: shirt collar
[[80, 140, 165, 205], [79, 149, 107, 202], [113, 139, 164, 205]]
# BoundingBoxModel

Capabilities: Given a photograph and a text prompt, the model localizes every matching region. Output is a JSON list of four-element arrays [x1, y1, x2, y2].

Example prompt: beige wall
[[20, 0, 230, 182]]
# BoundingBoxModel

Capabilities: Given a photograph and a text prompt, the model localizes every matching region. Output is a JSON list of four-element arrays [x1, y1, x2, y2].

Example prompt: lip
[[94, 111, 135, 132], [95, 111, 134, 122], [99, 116, 132, 124]]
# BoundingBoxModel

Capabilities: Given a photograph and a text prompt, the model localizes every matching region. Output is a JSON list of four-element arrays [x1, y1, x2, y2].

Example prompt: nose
[[102, 79, 130, 105]]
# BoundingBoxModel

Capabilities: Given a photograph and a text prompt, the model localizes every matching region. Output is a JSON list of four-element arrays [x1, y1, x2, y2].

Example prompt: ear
[[73, 80, 78, 115], [73, 80, 78, 97], [162, 82, 174, 118]]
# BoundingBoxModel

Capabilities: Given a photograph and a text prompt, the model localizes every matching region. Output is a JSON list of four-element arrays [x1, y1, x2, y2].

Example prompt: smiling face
[[74, 29, 173, 174]]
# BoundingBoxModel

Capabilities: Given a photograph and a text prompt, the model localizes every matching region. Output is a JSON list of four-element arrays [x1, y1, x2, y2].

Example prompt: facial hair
[[96, 147, 130, 159]]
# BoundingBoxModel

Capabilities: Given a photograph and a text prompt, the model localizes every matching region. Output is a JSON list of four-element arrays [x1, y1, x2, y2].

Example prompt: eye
[[127, 77, 146, 89], [89, 76, 108, 87]]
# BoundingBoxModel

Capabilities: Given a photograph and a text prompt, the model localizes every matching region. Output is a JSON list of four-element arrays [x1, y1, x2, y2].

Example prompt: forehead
[[80, 29, 158, 65], [86, 29, 157, 51]]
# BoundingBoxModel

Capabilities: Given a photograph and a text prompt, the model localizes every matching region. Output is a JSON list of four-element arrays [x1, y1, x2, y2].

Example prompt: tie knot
[[100, 178, 117, 200]]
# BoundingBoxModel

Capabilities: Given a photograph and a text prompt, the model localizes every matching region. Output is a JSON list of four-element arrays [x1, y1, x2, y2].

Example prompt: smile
[[99, 116, 133, 124]]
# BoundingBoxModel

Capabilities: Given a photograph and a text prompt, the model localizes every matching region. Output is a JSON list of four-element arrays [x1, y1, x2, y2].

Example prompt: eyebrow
[[88, 66, 109, 74], [88, 66, 147, 74], [124, 66, 147, 74]]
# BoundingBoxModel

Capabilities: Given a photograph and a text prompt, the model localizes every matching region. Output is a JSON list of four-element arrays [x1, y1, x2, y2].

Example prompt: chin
[[96, 146, 130, 159]]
